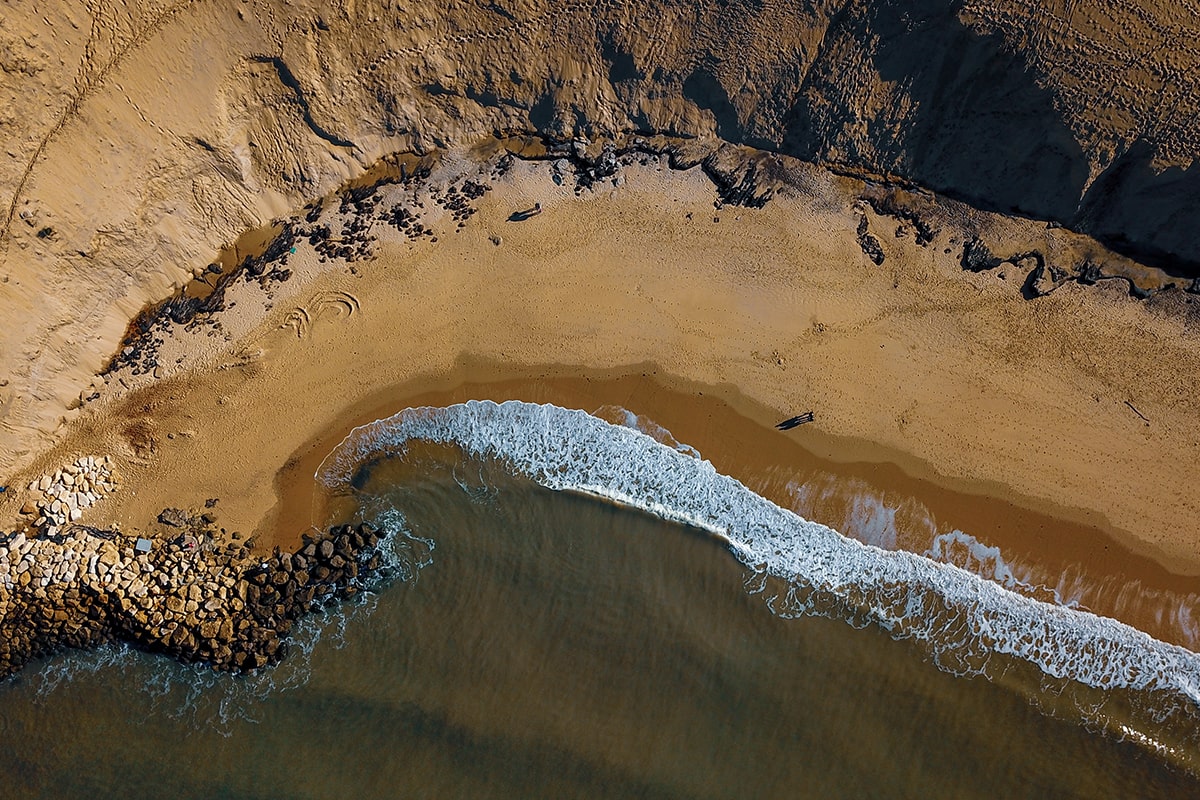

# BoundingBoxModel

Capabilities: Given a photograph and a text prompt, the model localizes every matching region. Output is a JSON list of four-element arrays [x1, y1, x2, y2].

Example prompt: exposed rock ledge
[[0, 521, 389, 679]]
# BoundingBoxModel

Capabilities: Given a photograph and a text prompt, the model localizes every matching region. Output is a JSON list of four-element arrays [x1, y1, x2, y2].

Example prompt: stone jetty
[[0, 520, 388, 678]]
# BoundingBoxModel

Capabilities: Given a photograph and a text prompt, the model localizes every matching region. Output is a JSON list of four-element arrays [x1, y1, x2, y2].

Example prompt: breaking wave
[[317, 400, 1200, 753]]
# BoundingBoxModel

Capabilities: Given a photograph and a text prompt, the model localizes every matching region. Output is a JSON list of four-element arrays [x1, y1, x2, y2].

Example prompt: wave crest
[[317, 400, 1200, 708]]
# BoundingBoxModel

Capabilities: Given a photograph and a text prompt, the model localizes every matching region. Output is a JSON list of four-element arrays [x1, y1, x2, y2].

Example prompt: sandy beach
[[2, 146, 1196, 602], [7, 3, 1200, 793]]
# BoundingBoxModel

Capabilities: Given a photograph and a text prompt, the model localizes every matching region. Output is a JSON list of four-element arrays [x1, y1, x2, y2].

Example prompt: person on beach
[[509, 202, 542, 221]]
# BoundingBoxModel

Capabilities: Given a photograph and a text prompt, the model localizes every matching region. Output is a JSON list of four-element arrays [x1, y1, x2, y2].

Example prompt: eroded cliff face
[[0, 0, 1197, 470]]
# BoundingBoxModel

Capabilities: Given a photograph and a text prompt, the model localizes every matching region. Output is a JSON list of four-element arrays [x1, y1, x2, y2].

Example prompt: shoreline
[[1, 141, 1198, 668], [290, 366, 1193, 583], [290, 368, 1200, 648]]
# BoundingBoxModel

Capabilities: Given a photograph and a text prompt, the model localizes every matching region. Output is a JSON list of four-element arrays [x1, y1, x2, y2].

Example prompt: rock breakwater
[[0, 521, 389, 679]]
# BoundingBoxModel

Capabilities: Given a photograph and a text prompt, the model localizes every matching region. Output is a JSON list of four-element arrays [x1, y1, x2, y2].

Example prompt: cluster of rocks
[[0, 520, 390, 679], [433, 180, 490, 231], [862, 192, 938, 247], [315, 184, 384, 262], [305, 175, 450, 262], [459, 179, 489, 201], [556, 141, 622, 194], [239, 224, 297, 290], [310, 223, 375, 263], [539, 140, 622, 196], [491, 153, 515, 179], [381, 203, 433, 241], [19, 456, 120, 534], [856, 215, 886, 266], [108, 317, 170, 377]]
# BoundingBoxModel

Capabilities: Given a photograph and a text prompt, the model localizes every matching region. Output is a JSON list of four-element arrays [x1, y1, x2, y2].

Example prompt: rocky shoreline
[[0, 519, 390, 679]]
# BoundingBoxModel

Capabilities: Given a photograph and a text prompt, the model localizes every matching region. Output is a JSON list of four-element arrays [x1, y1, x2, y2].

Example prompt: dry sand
[[2, 149, 1197, 602], [4, 0, 1200, 479]]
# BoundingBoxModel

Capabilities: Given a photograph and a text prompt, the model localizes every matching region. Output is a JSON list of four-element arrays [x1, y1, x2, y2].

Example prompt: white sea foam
[[926, 530, 1074, 607], [592, 404, 702, 458], [317, 400, 1200, 705], [787, 472, 1200, 651]]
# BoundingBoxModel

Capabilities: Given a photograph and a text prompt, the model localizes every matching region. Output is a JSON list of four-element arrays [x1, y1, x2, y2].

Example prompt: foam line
[[317, 400, 1200, 702]]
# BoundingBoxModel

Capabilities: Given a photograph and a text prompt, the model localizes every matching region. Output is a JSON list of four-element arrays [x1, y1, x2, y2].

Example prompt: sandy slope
[[3, 0, 1200, 483]]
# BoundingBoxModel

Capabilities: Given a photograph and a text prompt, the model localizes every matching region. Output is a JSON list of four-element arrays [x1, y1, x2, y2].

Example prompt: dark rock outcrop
[[0, 522, 392, 679]]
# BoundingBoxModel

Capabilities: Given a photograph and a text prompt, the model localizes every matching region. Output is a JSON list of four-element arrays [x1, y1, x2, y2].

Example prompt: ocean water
[[1, 399, 1198, 797]]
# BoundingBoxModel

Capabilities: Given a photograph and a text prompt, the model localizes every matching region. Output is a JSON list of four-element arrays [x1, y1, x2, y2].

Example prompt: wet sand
[[290, 372, 1200, 650]]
